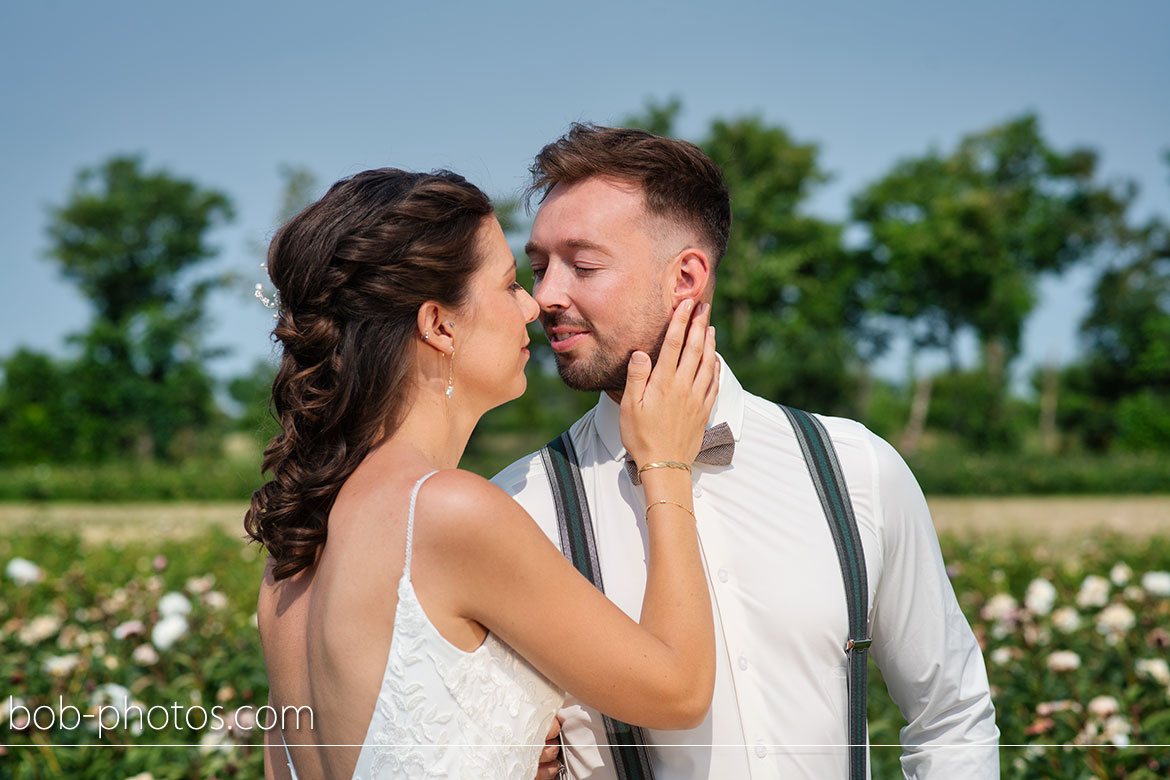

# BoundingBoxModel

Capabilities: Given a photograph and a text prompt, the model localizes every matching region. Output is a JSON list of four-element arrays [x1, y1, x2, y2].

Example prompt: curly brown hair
[[526, 123, 731, 268], [245, 168, 493, 581]]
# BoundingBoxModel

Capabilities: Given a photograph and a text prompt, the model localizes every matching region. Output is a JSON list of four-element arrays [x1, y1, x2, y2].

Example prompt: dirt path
[[1, 497, 1167, 544]]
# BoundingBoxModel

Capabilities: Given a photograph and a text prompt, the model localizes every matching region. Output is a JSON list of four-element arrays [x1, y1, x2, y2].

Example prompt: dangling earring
[[423, 328, 430, 342], [446, 346, 455, 401]]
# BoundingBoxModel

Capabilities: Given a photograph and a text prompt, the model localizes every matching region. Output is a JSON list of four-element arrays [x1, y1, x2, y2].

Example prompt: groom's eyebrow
[[524, 238, 610, 258], [563, 238, 610, 256]]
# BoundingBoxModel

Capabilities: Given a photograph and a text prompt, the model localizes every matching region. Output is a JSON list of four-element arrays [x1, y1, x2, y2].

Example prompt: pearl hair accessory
[[254, 264, 280, 319]]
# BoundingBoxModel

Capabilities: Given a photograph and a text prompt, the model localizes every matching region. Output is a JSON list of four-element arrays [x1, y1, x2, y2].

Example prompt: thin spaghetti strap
[[280, 727, 300, 780], [403, 470, 440, 580]]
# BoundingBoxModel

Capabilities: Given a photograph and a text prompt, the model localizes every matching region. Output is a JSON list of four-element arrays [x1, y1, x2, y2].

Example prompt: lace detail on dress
[[351, 472, 565, 779]]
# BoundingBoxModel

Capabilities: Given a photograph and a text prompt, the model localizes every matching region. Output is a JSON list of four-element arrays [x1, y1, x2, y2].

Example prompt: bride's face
[[455, 217, 540, 410]]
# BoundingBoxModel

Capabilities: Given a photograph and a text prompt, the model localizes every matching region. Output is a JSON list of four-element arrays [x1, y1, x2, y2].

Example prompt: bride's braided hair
[[245, 168, 493, 580]]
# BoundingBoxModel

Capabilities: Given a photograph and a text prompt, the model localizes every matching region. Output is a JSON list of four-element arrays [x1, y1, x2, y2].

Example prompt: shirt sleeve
[[865, 432, 1000, 779]]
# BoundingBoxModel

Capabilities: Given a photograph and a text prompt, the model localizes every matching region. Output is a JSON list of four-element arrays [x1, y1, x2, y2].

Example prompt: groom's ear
[[668, 246, 713, 307]]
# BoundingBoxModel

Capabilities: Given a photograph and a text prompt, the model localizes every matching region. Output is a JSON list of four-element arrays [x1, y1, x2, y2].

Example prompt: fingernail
[[631, 352, 650, 364]]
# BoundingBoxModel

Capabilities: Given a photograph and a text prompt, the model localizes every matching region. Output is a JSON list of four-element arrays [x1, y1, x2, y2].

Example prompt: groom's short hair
[[526, 123, 732, 269]]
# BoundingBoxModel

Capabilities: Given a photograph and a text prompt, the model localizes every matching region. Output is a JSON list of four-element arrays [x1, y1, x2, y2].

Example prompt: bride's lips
[[547, 329, 589, 353]]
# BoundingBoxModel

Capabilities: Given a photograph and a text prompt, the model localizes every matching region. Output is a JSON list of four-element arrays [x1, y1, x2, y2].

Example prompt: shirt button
[[717, 568, 729, 583], [692, 484, 703, 498], [738, 656, 749, 671], [755, 742, 767, 759]]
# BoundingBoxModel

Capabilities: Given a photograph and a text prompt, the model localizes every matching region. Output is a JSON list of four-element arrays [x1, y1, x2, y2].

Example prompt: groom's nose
[[533, 261, 571, 314]]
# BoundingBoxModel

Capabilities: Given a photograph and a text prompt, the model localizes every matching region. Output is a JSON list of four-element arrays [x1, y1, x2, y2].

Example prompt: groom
[[496, 124, 999, 779]]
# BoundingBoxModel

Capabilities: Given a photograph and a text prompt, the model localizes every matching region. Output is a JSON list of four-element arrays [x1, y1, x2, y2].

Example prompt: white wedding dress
[[282, 471, 566, 779]]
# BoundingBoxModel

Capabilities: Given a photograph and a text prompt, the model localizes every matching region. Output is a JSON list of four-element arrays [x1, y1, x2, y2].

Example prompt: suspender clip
[[845, 637, 872, 653]]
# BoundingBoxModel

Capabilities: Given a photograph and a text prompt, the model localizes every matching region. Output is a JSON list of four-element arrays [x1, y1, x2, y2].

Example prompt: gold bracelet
[[645, 499, 696, 522], [637, 461, 692, 475]]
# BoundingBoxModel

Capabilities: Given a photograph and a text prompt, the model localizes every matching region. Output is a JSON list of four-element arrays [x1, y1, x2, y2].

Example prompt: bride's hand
[[620, 299, 720, 469]]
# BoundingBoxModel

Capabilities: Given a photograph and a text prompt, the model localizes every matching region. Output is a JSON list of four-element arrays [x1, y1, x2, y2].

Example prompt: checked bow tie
[[624, 422, 735, 485]]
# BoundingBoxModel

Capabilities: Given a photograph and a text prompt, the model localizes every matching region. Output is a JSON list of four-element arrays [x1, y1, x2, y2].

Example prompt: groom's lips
[[547, 327, 589, 353]]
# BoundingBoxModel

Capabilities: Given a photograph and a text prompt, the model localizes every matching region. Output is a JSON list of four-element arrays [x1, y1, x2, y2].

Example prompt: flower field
[[2, 520, 1170, 779]]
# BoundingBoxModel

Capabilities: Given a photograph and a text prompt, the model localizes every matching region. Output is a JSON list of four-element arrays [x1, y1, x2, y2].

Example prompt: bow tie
[[624, 422, 735, 485]]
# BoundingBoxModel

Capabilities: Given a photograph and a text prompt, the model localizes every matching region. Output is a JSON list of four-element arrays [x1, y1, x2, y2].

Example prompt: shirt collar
[[594, 353, 744, 463]]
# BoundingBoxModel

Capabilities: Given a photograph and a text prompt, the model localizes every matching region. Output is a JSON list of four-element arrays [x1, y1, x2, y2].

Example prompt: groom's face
[[525, 176, 674, 393]]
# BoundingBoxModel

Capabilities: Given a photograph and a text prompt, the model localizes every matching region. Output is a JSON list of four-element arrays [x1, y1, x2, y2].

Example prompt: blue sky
[[2, 0, 1167, 392]]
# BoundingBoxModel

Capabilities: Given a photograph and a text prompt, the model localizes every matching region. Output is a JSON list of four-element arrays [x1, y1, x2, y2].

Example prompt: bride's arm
[[419, 301, 718, 729]]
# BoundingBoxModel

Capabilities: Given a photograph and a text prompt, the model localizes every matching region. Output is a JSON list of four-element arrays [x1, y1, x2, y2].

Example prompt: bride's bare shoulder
[[419, 469, 518, 514], [413, 469, 529, 538]]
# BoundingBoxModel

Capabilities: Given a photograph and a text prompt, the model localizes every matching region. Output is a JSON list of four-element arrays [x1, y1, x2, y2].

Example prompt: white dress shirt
[[493, 360, 999, 779]]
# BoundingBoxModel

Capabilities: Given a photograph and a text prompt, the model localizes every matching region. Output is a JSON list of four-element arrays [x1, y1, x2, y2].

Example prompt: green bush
[[1117, 390, 1170, 452], [907, 451, 1170, 494], [0, 458, 264, 502]]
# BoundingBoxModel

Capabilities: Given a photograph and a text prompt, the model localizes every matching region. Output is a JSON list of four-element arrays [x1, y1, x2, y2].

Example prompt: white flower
[[113, 620, 145, 640], [42, 653, 81, 676], [1046, 650, 1081, 672], [203, 591, 229, 611], [0, 696, 27, 726], [90, 683, 132, 713], [1096, 603, 1136, 642], [18, 614, 62, 645], [1124, 585, 1146, 603], [1036, 699, 1080, 716], [1088, 695, 1119, 719], [1142, 571, 1170, 597], [158, 592, 192, 618], [1051, 606, 1081, 633], [6, 557, 42, 585], [1076, 575, 1110, 608], [1110, 562, 1132, 586], [124, 773, 155, 780], [990, 647, 1014, 665], [199, 726, 234, 754], [1102, 714, 1131, 747], [1024, 579, 1057, 616], [185, 575, 215, 595], [229, 706, 256, 739], [1023, 623, 1051, 647], [132, 643, 160, 665], [981, 593, 1019, 623], [151, 615, 188, 650], [1136, 658, 1170, 686]]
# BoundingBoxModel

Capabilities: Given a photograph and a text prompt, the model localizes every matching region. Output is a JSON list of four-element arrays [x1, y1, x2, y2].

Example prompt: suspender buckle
[[845, 637, 872, 653]]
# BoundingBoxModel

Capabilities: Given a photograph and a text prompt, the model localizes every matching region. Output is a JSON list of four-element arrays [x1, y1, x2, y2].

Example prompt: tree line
[[1, 101, 1167, 471]]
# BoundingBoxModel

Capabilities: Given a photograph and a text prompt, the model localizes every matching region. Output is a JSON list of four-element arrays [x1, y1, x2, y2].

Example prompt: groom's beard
[[542, 310, 671, 393]]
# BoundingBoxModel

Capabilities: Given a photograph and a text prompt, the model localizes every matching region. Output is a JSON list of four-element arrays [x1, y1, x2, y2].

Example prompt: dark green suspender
[[540, 433, 656, 780], [540, 407, 869, 780], [780, 406, 870, 780]]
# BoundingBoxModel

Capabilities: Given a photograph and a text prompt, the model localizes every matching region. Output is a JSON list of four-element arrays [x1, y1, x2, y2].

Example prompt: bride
[[248, 168, 719, 780]]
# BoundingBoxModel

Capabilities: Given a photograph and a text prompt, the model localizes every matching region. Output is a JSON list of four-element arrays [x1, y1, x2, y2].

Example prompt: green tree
[[703, 117, 867, 414], [852, 115, 1129, 449], [1060, 209, 1170, 451], [0, 350, 79, 463], [41, 155, 234, 459]]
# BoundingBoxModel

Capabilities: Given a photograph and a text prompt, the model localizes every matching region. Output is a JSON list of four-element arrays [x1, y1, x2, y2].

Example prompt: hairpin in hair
[[255, 264, 281, 319]]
